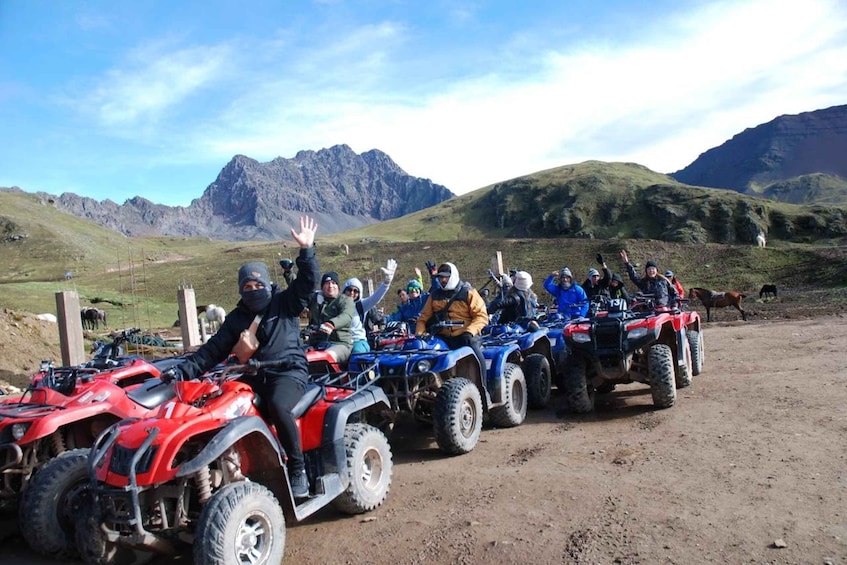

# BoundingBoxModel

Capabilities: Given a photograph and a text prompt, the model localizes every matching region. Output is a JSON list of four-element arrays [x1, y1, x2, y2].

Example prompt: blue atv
[[481, 322, 554, 409], [348, 321, 525, 455]]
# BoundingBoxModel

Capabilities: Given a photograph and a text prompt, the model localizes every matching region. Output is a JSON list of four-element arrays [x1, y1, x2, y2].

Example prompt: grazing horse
[[759, 284, 778, 299], [688, 288, 747, 322], [80, 307, 107, 330], [205, 304, 226, 333]]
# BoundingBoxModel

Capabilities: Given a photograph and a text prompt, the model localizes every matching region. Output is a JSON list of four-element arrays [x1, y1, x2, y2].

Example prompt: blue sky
[[1, 0, 845, 206]]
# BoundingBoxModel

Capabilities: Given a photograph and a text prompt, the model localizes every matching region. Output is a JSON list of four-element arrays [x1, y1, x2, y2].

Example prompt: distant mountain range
[[671, 104, 847, 203], [4, 105, 846, 243], [23, 145, 454, 240]]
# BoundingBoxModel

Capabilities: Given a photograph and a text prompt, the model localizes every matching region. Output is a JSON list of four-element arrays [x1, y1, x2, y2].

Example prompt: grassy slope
[[2, 169, 846, 330]]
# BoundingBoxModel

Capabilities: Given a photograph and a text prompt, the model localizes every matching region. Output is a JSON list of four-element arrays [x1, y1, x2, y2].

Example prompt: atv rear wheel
[[333, 423, 393, 514], [489, 362, 527, 428], [675, 337, 693, 389], [649, 344, 677, 409], [523, 354, 552, 408], [194, 482, 285, 565], [688, 330, 704, 375], [19, 448, 89, 559], [433, 378, 483, 455], [563, 355, 595, 414]]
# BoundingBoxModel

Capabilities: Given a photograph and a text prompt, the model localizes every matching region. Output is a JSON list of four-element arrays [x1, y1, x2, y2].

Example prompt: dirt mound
[[0, 309, 63, 392]]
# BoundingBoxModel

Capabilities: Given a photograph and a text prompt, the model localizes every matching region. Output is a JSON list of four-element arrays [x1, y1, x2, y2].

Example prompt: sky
[[1, 0, 846, 207]]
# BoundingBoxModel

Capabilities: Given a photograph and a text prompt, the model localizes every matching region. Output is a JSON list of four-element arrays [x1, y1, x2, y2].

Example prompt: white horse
[[205, 304, 226, 333], [756, 232, 767, 248]]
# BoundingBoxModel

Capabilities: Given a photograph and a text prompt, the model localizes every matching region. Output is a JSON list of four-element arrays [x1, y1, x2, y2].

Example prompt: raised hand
[[620, 250, 629, 263], [291, 215, 318, 248], [381, 258, 397, 284]]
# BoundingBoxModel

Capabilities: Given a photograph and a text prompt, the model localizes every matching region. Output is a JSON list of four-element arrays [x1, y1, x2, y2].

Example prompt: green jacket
[[309, 292, 355, 345]]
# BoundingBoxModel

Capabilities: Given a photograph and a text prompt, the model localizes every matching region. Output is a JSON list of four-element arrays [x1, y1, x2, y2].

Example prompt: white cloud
[[82, 42, 233, 127]]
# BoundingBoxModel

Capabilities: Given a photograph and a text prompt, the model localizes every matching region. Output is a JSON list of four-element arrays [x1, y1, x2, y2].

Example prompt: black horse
[[759, 284, 778, 299], [81, 307, 107, 330]]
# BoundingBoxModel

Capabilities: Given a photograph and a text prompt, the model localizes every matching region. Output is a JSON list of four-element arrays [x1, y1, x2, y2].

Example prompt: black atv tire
[[675, 337, 693, 389], [333, 423, 393, 514], [194, 482, 285, 565], [523, 353, 552, 408], [563, 355, 595, 414], [433, 377, 483, 455], [552, 349, 569, 390], [688, 330, 704, 376], [75, 492, 153, 565], [649, 344, 677, 409], [19, 448, 90, 559], [489, 362, 527, 428]]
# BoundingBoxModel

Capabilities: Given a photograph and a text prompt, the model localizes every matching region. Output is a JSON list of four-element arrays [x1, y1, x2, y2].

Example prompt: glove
[[425, 260, 437, 276], [319, 321, 335, 335], [160, 367, 182, 384], [381, 258, 397, 284], [279, 258, 294, 270], [596, 253, 604, 265]]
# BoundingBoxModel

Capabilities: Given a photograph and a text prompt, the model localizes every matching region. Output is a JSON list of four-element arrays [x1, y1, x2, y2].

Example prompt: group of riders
[[165, 216, 688, 498]]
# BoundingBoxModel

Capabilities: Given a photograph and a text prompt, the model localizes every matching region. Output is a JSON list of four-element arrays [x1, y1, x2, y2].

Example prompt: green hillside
[[2, 170, 846, 332]]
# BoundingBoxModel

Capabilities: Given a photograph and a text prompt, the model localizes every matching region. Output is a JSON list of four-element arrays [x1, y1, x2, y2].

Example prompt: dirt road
[[2, 316, 846, 564]]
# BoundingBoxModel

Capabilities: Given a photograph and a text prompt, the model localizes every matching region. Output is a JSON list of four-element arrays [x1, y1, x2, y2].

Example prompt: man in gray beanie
[[581, 253, 612, 299], [168, 216, 320, 499]]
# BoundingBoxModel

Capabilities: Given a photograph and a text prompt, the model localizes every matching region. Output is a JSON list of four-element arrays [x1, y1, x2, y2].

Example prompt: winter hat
[[611, 273, 624, 284], [321, 271, 340, 286], [645, 260, 658, 270], [407, 279, 423, 292], [560, 267, 573, 280], [343, 277, 363, 296], [587, 268, 600, 278], [513, 271, 533, 291], [664, 270, 674, 278], [238, 262, 271, 288]]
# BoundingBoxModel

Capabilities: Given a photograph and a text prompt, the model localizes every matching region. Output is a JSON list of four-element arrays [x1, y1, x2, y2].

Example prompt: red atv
[[560, 295, 704, 413], [0, 329, 180, 557], [68, 359, 392, 565]]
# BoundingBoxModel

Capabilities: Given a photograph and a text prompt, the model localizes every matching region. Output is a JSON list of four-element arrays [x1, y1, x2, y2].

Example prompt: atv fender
[[319, 387, 390, 476], [176, 415, 282, 477]]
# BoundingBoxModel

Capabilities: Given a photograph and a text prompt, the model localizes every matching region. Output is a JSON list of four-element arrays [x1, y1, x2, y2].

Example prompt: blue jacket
[[387, 291, 430, 323], [543, 275, 589, 318]]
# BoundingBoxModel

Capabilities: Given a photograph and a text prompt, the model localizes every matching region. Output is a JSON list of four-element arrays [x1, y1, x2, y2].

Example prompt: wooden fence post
[[178, 287, 202, 350], [55, 291, 86, 366]]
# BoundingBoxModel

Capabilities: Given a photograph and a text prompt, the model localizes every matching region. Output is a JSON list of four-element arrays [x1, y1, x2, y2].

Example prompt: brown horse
[[688, 288, 747, 322]]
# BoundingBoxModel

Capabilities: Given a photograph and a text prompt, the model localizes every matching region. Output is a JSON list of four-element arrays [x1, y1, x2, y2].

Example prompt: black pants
[[441, 333, 487, 375], [241, 371, 307, 471]]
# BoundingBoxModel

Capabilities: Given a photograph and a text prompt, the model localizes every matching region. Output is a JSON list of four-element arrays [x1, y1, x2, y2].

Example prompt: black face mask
[[240, 287, 272, 313]]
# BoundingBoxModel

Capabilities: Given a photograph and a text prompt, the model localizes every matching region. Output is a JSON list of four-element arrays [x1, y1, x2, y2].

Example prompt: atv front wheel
[[489, 362, 527, 428], [194, 482, 285, 565], [649, 344, 677, 409], [75, 492, 153, 565], [20, 448, 89, 559], [675, 336, 693, 389], [433, 378, 483, 455], [563, 355, 595, 414], [688, 330, 704, 375], [333, 423, 393, 514], [523, 353, 552, 408]]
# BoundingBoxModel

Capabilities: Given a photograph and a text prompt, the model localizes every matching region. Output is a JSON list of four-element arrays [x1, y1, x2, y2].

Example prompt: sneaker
[[290, 468, 309, 499]]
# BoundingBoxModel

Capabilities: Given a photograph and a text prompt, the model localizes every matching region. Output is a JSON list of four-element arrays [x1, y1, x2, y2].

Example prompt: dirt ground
[[1, 300, 846, 564]]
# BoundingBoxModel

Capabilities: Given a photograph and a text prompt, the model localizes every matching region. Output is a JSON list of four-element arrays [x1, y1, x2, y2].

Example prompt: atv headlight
[[415, 359, 432, 373], [571, 332, 592, 343], [11, 422, 31, 441], [628, 327, 649, 340]]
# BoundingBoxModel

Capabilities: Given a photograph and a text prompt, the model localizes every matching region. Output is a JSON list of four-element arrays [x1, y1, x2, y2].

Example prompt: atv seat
[[127, 378, 176, 409], [292, 383, 323, 418]]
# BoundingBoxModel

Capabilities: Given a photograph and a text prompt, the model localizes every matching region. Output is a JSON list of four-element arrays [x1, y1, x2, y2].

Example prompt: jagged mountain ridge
[[670, 104, 847, 203], [40, 145, 454, 241]]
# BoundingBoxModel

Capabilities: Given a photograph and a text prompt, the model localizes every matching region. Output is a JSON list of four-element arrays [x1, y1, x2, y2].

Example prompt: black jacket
[[178, 246, 319, 381]]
